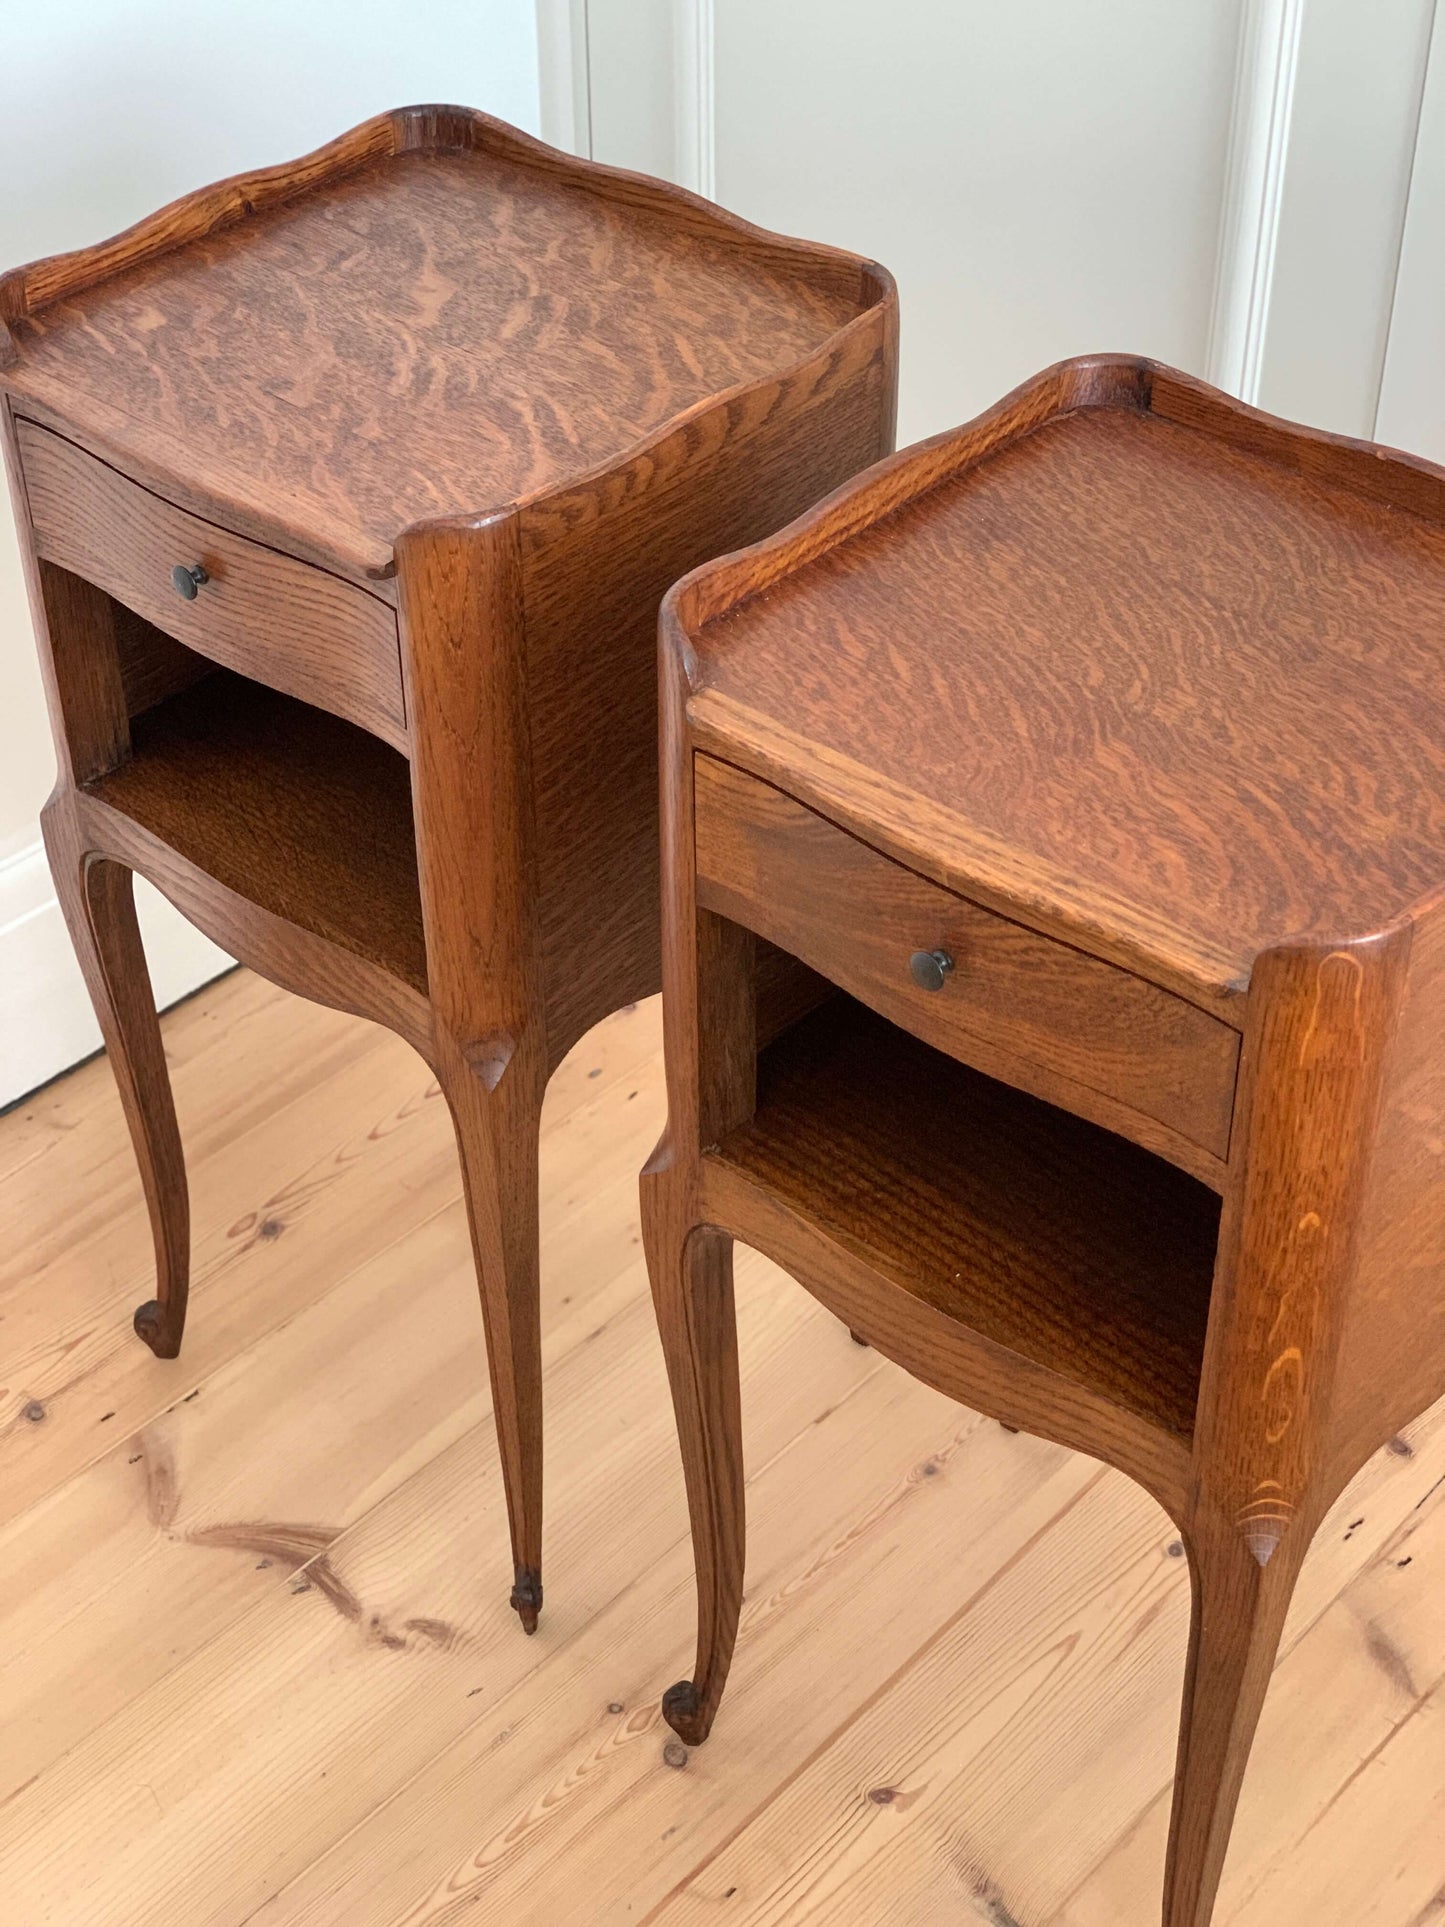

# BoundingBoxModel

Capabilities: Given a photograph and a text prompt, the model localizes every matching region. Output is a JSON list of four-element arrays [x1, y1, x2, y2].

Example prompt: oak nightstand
[[0, 105, 896, 1634], [642, 355, 1445, 1924]]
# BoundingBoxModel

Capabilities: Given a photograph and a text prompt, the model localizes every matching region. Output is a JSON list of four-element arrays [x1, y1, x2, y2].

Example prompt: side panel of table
[[522, 306, 897, 1071]]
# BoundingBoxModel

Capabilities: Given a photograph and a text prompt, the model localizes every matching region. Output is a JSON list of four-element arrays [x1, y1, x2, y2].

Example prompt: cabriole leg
[[441, 1053, 546, 1635], [641, 1157, 743, 1747], [1163, 1511, 1310, 1925], [43, 803, 190, 1359]]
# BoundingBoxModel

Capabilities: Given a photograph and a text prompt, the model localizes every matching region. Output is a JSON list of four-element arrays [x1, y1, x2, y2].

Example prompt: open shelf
[[86, 669, 427, 993], [712, 997, 1221, 1440]]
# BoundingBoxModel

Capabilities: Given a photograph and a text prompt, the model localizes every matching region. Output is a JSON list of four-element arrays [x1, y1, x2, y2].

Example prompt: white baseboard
[[0, 838, 232, 1108]]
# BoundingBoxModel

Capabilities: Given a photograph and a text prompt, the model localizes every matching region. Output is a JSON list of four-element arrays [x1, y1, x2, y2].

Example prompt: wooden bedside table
[[642, 355, 1445, 1924], [0, 104, 896, 1634]]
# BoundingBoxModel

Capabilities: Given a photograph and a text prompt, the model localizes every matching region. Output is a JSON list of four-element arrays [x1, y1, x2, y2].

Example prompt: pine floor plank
[[0, 973, 1438, 1926], [0, 994, 658, 1530], [0, 1106, 658, 1805], [0, 966, 255, 1188], [661, 1470, 1185, 1927], [1060, 1478, 1445, 1927], [1229, 1492, 1444, 1927], [0, 991, 660, 1809], [0, 971, 353, 1275], [1, 1041, 448, 1509], [249, 1400, 1095, 1925], [0, 1247, 877, 1923], [669, 1404, 1445, 1926]]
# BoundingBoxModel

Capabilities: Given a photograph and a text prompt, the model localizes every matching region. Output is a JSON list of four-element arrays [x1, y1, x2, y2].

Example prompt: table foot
[[662, 1679, 712, 1746], [133, 1299, 183, 1359], [510, 1567, 543, 1635]]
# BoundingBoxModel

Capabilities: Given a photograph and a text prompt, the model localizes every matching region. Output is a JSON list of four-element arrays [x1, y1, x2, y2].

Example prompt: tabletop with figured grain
[[4, 147, 865, 568], [691, 403, 1445, 994]]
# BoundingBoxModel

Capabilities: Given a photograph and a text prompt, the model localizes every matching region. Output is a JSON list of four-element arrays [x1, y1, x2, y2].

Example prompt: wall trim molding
[[535, 0, 592, 156], [0, 834, 230, 1108], [673, 0, 715, 198], [1206, 0, 1305, 403], [1376, 1, 1445, 454]]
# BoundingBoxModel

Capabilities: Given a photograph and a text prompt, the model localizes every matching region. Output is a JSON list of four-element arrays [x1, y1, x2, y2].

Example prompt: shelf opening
[[716, 984, 1221, 1441], [85, 665, 426, 995]]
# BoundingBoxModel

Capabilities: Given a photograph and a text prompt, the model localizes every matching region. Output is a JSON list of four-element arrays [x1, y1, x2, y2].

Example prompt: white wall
[[579, 1, 1246, 447], [580, 2, 1443, 453], [709, 0, 1244, 446], [0, 0, 540, 1104]]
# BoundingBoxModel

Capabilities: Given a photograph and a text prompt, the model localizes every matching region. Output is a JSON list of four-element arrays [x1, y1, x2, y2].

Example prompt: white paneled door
[[1378, 5, 1445, 464], [561, 0, 1442, 451]]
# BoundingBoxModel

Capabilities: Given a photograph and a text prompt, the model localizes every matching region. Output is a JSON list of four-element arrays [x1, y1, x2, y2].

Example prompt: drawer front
[[18, 420, 406, 749], [693, 754, 1239, 1169]]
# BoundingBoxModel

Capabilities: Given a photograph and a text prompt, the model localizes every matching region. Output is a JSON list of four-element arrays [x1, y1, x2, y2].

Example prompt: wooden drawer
[[17, 420, 406, 750], [693, 754, 1239, 1178]]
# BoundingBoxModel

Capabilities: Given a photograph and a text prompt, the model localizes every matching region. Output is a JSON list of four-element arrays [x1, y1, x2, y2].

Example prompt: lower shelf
[[85, 671, 427, 994], [713, 997, 1221, 1440]]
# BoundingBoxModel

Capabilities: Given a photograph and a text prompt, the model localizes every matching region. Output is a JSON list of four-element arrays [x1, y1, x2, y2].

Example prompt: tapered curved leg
[[440, 1051, 546, 1634], [641, 1160, 743, 1747], [43, 805, 190, 1358], [1163, 1511, 1310, 1926]]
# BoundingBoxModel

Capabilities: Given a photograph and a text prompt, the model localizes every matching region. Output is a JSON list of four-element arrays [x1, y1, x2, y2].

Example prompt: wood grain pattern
[[708, 996, 1217, 1471], [694, 753, 1237, 1178], [523, 314, 893, 1067], [19, 420, 406, 748], [1171, 929, 1413, 1926], [0, 974, 1439, 1923], [1, 106, 881, 582], [111, 606, 213, 717], [84, 672, 427, 999], [395, 508, 548, 1631], [29, 560, 131, 785], [1330, 888, 1445, 1483], [2, 105, 898, 1638], [0, 986, 662, 1810], [678, 356, 1445, 1005], [1197, 932, 1411, 1574], [648, 356, 1445, 1926], [40, 812, 190, 1360]]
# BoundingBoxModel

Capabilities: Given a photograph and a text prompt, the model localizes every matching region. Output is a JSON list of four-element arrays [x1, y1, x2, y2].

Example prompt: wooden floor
[[1, 970, 1441, 1926]]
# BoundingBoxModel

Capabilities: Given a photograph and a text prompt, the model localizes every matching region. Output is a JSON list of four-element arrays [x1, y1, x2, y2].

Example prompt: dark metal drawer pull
[[171, 562, 210, 600], [909, 948, 955, 992]]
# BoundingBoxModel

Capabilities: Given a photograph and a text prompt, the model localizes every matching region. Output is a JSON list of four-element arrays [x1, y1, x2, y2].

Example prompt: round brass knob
[[171, 562, 210, 601], [908, 948, 955, 992]]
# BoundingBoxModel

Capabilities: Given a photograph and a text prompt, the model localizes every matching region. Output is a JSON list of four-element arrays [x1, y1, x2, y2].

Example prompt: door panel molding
[[674, 0, 716, 197], [1210, 0, 1435, 438], [1377, 4, 1445, 460], [577, 0, 1438, 447], [1207, 0, 1305, 404], [536, 0, 592, 156]]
